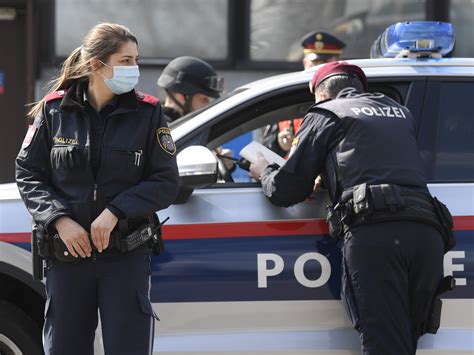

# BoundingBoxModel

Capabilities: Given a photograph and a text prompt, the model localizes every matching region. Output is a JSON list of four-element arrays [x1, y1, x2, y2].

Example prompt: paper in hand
[[239, 141, 286, 166]]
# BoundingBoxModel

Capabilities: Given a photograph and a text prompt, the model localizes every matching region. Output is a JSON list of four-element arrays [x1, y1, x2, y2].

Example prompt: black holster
[[432, 197, 456, 252], [51, 233, 79, 263], [326, 205, 343, 240], [32, 221, 79, 267], [31, 222, 52, 280], [424, 276, 456, 334]]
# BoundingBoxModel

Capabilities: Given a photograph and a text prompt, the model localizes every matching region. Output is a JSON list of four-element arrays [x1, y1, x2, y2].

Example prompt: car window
[[169, 88, 248, 130], [204, 81, 414, 185], [431, 81, 474, 181], [210, 93, 314, 182], [418, 79, 474, 182]]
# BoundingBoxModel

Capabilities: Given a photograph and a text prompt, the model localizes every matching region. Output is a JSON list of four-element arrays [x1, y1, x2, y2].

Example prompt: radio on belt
[[126, 225, 153, 251]]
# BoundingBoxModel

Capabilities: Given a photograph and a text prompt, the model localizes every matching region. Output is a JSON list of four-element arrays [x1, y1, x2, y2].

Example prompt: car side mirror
[[175, 146, 218, 203]]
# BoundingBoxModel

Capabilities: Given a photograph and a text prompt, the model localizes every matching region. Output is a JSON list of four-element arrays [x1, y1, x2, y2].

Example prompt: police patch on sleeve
[[156, 128, 176, 155], [21, 125, 37, 149]]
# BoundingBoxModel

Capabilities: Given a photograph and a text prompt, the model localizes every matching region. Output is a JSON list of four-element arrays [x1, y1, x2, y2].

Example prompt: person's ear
[[90, 58, 103, 72], [303, 57, 312, 70], [315, 91, 328, 103]]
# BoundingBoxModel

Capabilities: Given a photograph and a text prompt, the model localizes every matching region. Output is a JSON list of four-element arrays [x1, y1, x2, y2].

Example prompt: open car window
[[206, 87, 313, 183], [169, 88, 248, 130], [202, 80, 417, 184]]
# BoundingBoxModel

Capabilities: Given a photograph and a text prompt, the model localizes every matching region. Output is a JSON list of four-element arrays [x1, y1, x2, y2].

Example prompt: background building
[[0, 0, 473, 183]]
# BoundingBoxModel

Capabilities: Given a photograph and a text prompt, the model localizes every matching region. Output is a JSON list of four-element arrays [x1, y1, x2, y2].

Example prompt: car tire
[[0, 300, 43, 355]]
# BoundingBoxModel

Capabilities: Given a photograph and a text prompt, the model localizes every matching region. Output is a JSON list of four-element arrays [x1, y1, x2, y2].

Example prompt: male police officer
[[250, 62, 449, 354], [157, 56, 224, 122], [157, 56, 235, 173], [301, 30, 346, 69], [263, 31, 346, 156]]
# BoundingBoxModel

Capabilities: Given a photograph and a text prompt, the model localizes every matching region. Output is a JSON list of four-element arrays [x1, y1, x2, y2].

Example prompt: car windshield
[[168, 88, 249, 130]]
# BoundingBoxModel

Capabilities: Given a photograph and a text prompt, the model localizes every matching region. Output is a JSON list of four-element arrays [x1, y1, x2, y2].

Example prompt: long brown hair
[[28, 23, 138, 118]]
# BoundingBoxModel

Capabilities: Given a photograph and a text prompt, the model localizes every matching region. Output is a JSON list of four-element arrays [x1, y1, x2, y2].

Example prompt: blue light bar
[[370, 21, 455, 58]]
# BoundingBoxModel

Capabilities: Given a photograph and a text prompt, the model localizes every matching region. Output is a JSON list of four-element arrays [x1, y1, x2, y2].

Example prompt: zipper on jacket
[[92, 182, 98, 262], [92, 182, 99, 218]]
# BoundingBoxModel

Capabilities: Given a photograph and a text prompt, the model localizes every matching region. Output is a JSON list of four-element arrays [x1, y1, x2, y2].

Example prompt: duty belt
[[36, 216, 168, 264], [327, 183, 455, 251], [338, 185, 437, 227]]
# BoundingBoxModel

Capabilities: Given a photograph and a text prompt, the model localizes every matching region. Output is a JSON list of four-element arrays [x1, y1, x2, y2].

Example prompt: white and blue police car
[[0, 21, 472, 354]]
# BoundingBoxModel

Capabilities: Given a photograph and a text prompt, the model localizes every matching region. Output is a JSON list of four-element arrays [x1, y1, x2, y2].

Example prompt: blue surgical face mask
[[100, 60, 140, 95]]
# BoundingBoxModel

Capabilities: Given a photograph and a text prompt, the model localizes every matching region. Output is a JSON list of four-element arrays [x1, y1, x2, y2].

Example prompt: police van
[[0, 22, 473, 354]]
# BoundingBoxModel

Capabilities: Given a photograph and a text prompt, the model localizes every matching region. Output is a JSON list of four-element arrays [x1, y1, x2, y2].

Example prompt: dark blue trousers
[[43, 246, 157, 355], [341, 221, 444, 355]]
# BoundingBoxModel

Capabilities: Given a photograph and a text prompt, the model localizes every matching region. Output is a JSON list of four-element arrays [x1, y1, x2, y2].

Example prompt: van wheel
[[0, 300, 43, 355]]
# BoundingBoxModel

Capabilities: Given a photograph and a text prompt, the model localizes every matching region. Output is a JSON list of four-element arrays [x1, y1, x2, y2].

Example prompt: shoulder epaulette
[[45, 90, 68, 103], [136, 91, 159, 107]]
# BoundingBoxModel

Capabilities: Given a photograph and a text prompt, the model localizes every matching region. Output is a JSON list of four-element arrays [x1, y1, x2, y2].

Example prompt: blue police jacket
[[16, 81, 179, 233], [260, 90, 428, 206]]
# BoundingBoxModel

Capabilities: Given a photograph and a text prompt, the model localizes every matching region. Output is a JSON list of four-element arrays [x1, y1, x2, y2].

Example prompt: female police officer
[[16, 23, 179, 355]]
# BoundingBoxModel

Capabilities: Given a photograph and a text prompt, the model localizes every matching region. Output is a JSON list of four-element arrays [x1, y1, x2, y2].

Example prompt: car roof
[[172, 58, 474, 141], [240, 58, 474, 90]]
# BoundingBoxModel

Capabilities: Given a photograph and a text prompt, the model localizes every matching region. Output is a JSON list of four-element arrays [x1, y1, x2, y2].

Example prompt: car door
[[417, 77, 474, 294], [151, 85, 343, 354], [415, 76, 474, 352]]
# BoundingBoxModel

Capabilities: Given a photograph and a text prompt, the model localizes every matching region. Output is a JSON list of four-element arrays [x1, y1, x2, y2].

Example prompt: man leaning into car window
[[250, 61, 450, 355]]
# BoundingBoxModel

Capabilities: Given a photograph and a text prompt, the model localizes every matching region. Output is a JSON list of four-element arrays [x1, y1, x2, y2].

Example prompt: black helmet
[[157, 56, 224, 98]]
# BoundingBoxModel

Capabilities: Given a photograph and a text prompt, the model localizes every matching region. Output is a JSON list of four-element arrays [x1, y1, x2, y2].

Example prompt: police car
[[0, 22, 473, 354]]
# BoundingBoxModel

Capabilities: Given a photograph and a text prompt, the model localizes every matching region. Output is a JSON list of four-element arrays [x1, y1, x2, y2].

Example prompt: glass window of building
[[55, 0, 228, 60], [250, 0, 426, 62], [450, 0, 474, 57]]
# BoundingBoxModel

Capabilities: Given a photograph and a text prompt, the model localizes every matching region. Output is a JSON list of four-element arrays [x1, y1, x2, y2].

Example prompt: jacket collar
[[113, 90, 139, 115], [59, 80, 86, 111], [59, 80, 139, 115]]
